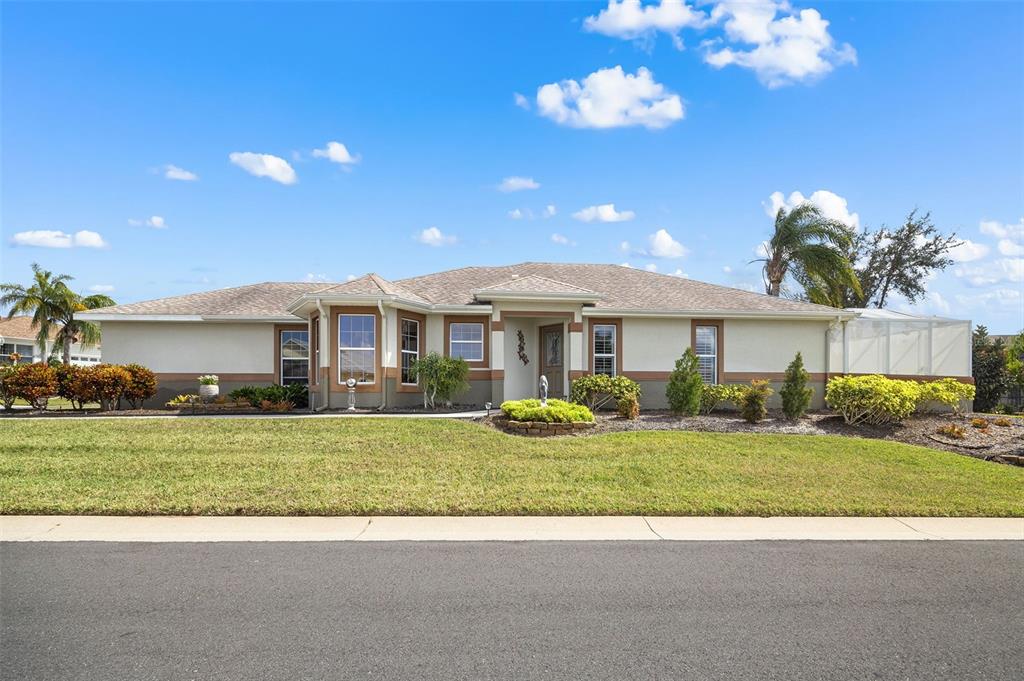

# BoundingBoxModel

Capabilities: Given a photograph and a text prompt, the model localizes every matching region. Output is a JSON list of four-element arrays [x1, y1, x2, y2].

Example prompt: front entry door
[[540, 324, 564, 398]]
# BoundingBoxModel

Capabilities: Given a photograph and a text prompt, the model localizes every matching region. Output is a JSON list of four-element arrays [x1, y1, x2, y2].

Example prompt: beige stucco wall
[[621, 317, 690, 372], [503, 317, 539, 401], [723, 319, 829, 374], [99, 321, 275, 373]]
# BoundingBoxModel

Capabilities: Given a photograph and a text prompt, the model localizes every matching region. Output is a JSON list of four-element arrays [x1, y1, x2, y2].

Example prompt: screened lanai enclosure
[[830, 309, 972, 379]]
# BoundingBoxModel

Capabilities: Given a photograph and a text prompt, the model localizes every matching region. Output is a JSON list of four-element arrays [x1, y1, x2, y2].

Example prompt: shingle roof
[[0, 316, 58, 341], [473, 274, 598, 296], [80, 263, 845, 317], [82, 282, 328, 317], [392, 263, 839, 313]]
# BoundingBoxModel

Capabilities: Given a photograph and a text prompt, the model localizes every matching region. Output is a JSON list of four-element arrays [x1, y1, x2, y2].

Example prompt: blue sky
[[2, 1, 1022, 332]]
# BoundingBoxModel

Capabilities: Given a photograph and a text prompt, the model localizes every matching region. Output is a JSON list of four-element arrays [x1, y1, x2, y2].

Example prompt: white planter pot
[[199, 384, 219, 400]]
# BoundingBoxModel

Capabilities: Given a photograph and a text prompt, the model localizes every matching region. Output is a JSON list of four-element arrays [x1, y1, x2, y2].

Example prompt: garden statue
[[346, 377, 357, 411], [539, 374, 548, 407]]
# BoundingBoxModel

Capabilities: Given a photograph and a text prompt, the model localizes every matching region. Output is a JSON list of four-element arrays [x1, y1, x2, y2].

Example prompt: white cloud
[[148, 215, 166, 229], [647, 228, 688, 258], [10, 229, 107, 249], [954, 258, 1024, 287], [955, 288, 1022, 312], [722, 265, 733, 273], [998, 239, 1024, 257], [508, 208, 525, 220], [346, 274, 357, 282], [573, 203, 636, 223], [536, 66, 684, 130], [947, 238, 989, 263], [88, 284, 115, 293], [302, 273, 331, 283], [620, 262, 634, 268], [513, 92, 530, 110], [583, 0, 708, 49], [551, 233, 576, 246], [979, 218, 1024, 241], [164, 164, 198, 181], [543, 204, 557, 218], [229, 152, 297, 185], [498, 176, 540, 192], [416, 226, 456, 247], [704, 2, 857, 88], [645, 263, 659, 272], [671, 268, 688, 277], [620, 241, 632, 253], [764, 189, 859, 230], [312, 141, 360, 165]]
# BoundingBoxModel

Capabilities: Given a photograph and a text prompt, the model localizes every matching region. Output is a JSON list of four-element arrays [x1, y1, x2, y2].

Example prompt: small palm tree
[[0, 263, 114, 364], [755, 203, 860, 300]]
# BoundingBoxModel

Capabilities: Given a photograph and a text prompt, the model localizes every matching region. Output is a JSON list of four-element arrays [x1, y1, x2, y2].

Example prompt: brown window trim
[[691, 319, 724, 385], [330, 306, 382, 393], [396, 310, 427, 393], [274, 323, 309, 386], [443, 315, 490, 370], [587, 318, 622, 376]]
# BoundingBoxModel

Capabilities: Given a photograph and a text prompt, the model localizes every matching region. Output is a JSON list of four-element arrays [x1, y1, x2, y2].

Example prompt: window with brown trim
[[279, 330, 309, 386], [593, 324, 616, 377], [339, 314, 376, 384], [694, 325, 718, 384], [400, 318, 420, 385]]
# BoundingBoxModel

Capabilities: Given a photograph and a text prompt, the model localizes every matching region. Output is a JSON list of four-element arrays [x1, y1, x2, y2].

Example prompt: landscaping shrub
[[916, 378, 975, 414], [88, 364, 133, 411], [409, 352, 470, 409], [970, 417, 989, 430], [5, 362, 57, 410], [569, 374, 641, 411], [780, 352, 813, 420], [165, 394, 199, 407], [500, 398, 594, 423], [228, 384, 308, 409], [993, 417, 1013, 427], [699, 383, 744, 415], [972, 326, 1009, 413], [0, 365, 17, 410], [936, 423, 966, 440], [665, 348, 703, 416], [617, 394, 640, 420], [122, 363, 158, 409], [53, 363, 85, 409], [259, 399, 294, 412], [738, 380, 772, 423], [825, 375, 921, 425]]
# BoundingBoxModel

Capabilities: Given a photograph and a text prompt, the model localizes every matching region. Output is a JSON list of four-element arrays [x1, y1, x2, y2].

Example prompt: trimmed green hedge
[[501, 398, 594, 423]]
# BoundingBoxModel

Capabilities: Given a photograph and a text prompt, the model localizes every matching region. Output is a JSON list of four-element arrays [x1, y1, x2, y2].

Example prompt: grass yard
[[1, 418, 1021, 516]]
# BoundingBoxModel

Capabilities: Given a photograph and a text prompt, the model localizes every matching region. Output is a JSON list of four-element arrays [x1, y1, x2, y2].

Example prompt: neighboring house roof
[[76, 282, 327, 319], [0, 316, 58, 342], [77, 263, 853, 321]]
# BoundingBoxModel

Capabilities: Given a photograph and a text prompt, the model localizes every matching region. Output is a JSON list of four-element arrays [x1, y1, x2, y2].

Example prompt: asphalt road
[[2, 541, 1021, 680]]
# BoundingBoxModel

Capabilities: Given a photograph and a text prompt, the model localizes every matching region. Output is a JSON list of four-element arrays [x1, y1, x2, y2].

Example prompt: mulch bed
[[583, 410, 1023, 464]]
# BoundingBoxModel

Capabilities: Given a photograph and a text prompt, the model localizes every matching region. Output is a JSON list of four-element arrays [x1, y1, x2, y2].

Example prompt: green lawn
[[1, 418, 1021, 516]]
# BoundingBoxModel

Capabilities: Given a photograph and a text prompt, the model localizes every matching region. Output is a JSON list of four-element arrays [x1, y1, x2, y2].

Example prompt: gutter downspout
[[314, 298, 330, 412], [377, 300, 388, 411]]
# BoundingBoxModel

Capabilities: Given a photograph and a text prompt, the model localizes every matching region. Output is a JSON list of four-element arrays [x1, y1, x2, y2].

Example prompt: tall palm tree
[[0, 263, 114, 364], [754, 203, 860, 300]]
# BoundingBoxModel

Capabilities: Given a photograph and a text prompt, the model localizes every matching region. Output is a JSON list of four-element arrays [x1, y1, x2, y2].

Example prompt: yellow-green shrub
[[825, 375, 921, 425], [617, 395, 640, 419], [699, 383, 744, 415], [501, 398, 594, 423], [570, 374, 641, 411], [738, 379, 773, 423], [916, 378, 975, 414]]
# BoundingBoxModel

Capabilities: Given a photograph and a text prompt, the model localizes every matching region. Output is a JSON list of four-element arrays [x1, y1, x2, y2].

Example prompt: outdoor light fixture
[[485, 402, 492, 415]]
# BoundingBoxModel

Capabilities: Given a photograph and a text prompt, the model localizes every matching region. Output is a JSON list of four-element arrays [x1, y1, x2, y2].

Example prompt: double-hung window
[[400, 319, 420, 385], [280, 330, 309, 385], [339, 315, 376, 384], [449, 322, 483, 362], [695, 325, 718, 384], [592, 324, 616, 377]]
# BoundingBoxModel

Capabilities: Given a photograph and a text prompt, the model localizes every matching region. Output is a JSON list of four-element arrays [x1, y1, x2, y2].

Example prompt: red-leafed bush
[[121, 363, 157, 409], [6, 362, 57, 410]]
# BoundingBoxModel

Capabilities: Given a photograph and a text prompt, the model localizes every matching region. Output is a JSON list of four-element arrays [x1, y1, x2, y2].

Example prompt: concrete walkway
[[0, 410, 488, 421], [2, 516, 1021, 542]]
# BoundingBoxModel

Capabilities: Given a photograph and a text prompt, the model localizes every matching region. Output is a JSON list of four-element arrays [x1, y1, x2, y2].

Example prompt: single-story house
[[75, 263, 972, 409], [0, 316, 102, 366]]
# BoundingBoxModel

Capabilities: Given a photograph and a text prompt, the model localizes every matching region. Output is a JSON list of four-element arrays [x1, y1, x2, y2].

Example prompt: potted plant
[[197, 374, 219, 400]]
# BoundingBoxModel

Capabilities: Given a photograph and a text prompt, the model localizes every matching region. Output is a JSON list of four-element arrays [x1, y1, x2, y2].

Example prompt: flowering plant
[[197, 374, 219, 385]]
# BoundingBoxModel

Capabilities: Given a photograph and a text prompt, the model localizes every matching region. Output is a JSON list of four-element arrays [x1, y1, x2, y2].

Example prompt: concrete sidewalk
[[2, 516, 1021, 542]]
